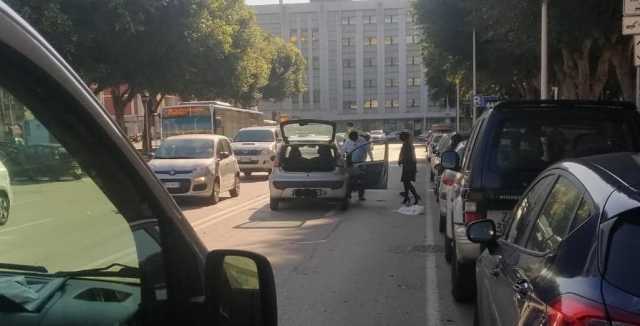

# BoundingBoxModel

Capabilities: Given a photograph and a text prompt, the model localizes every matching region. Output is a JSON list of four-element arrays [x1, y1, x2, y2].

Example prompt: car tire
[[244, 172, 252, 177], [0, 193, 9, 226], [209, 180, 220, 205], [451, 243, 475, 302], [270, 198, 279, 211], [229, 175, 240, 198], [439, 212, 446, 233], [444, 235, 453, 263], [339, 197, 350, 211]]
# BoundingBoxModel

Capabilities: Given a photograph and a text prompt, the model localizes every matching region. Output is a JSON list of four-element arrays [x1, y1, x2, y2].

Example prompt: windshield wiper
[[53, 263, 139, 279], [0, 263, 48, 273]]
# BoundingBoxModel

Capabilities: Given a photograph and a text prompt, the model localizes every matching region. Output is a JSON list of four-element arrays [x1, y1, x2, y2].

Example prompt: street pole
[[541, 0, 549, 100], [456, 81, 460, 133], [472, 28, 477, 122]]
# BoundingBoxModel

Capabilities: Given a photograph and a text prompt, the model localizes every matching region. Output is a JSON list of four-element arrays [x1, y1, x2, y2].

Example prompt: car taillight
[[548, 294, 640, 326], [442, 175, 454, 186], [463, 201, 483, 224]]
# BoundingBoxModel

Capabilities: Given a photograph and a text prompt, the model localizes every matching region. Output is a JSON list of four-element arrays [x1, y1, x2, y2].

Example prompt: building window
[[410, 55, 420, 65], [408, 77, 421, 87], [385, 56, 397, 66], [385, 78, 397, 88], [384, 36, 395, 45], [365, 79, 376, 88], [343, 100, 357, 111], [408, 13, 416, 24], [365, 36, 377, 46], [364, 98, 378, 109], [365, 15, 377, 24], [313, 89, 320, 103], [302, 91, 310, 104], [409, 98, 418, 107], [343, 59, 353, 68], [312, 28, 319, 41], [406, 34, 419, 44], [384, 15, 397, 24], [292, 96, 299, 104], [385, 99, 400, 108], [342, 16, 354, 25], [342, 37, 353, 47], [300, 30, 308, 43], [365, 57, 376, 67], [344, 80, 354, 89], [313, 56, 320, 70], [289, 30, 298, 43]]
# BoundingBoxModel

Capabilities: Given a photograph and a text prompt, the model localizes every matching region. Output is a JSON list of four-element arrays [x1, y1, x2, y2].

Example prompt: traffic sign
[[626, 0, 640, 16], [635, 35, 640, 66], [623, 16, 640, 35]]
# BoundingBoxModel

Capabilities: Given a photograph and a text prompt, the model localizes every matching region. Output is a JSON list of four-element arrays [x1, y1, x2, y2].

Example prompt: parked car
[[469, 152, 640, 326], [430, 132, 466, 186], [0, 2, 278, 324], [426, 133, 444, 161], [269, 119, 388, 211], [438, 140, 467, 238], [440, 100, 640, 301], [385, 131, 403, 142], [232, 126, 281, 176], [149, 135, 240, 204], [369, 129, 386, 143], [0, 159, 12, 225]]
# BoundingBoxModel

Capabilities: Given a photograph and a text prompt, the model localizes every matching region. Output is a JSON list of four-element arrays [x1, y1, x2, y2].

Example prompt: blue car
[[467, 152, 640, 325]]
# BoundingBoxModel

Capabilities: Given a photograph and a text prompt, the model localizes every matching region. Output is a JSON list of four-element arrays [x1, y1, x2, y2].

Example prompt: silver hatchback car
[[269, 120, 389, 211], [149, 134, 240, 204]]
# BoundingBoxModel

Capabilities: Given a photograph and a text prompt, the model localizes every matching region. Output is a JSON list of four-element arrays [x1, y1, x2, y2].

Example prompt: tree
[[260, 37, 307, 102]]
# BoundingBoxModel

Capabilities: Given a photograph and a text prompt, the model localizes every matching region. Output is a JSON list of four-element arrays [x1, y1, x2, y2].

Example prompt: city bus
[[159, 101, 264, 140]]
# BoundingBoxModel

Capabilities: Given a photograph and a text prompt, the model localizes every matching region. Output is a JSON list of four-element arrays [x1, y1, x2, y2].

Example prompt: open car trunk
[[280, 144, 338, 172]]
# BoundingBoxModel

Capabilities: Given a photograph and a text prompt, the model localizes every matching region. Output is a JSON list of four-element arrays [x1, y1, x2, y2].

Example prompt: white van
[[231, 126, 281, 176]]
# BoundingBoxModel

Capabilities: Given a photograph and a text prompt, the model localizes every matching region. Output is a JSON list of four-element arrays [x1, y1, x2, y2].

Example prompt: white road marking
[[191, 194, 269, 228], [0, 218, 53, 234], [425, 170, 441, 326]]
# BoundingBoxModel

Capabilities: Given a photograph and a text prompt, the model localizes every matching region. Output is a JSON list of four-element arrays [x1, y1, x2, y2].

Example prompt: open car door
[[352, 142, 389, 189]]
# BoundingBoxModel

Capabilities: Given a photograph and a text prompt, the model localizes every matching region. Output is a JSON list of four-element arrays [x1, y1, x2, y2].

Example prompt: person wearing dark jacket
[[399, 132, 421, 205]]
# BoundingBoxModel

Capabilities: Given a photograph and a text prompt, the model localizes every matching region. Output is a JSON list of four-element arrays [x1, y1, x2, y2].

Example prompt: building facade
[[251, 0, 453, 132]]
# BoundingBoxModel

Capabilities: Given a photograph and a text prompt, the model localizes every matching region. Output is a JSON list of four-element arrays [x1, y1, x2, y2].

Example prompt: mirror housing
[[440, 150, 460, 171], [205, 250, 277, 326], [466, 220, 498, 244]]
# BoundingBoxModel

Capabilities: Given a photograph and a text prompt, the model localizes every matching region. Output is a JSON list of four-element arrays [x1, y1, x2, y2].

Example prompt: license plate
[[487, 210, 510, 235], [294, 189, 319, 198], [164, 182, 180, 188]]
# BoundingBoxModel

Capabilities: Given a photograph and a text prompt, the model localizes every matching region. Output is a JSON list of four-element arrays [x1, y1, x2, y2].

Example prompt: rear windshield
[[281, 144, 337, 172], [490, 115, 637, 173], [605, 220, 640, 296], [234, 130, 274, 142], [155, 139, 214, 159]]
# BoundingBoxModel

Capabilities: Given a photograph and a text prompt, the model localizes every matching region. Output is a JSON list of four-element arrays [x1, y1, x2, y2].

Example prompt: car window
[[234, 130, 275, 142], [570, 197, 593, 232], [462, 119, 484, 171], [0, 73, 158, 321], [605, 218, 640, 297], [506, 175, 556, 245], [526, 176, 582, 253]]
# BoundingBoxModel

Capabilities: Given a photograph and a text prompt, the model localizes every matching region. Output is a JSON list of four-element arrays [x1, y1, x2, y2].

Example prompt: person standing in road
[[343, 131, 368, 201], [399, 131, 421, 205]]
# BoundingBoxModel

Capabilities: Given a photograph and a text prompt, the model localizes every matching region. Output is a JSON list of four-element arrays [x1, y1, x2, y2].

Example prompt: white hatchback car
[[149, 134, 240, 204], [269, 120, 388, 211], [231, 126, 281, 176], [0, 159, 12, 225]]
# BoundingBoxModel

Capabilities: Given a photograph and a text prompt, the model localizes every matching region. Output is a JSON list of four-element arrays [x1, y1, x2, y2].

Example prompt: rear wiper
[[0, 263, 48, 273], [53, 263, 139, 278]]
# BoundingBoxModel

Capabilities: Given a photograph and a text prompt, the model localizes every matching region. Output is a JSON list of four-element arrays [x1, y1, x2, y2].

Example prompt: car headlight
[[193, 176, 207, 184]]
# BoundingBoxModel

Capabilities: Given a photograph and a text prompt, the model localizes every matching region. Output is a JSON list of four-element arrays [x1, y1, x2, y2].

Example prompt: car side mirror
[[204, 250, 277, 326], [440, 151, 460, 171], [466, 220, 497, 244]]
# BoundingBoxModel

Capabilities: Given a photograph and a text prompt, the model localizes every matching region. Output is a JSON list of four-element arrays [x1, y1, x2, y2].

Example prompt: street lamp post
[[472, 28, 477, 122], [541, 0, 549, 100], [141, 92, 150, 154]]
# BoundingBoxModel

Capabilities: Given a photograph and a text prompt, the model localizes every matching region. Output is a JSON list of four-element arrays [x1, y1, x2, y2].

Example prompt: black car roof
[[574, 153, 640, 193]]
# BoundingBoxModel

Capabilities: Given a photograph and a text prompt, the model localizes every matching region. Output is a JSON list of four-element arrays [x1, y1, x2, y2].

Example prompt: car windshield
[[155, 139, 214, 159], [234, 130, 275, 142]]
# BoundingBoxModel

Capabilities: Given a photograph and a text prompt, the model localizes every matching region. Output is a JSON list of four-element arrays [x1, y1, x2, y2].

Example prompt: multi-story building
[[251, 0, 453, 132]]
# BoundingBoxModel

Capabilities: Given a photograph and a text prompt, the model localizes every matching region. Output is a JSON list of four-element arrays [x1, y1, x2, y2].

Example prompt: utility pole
[[541, 0, 549, 100], [472, 28, 477, 122], [456, 81, 460, 133]]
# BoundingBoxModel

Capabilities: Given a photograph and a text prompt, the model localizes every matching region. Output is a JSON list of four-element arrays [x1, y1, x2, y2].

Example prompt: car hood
[[148, 158, 214, 172]]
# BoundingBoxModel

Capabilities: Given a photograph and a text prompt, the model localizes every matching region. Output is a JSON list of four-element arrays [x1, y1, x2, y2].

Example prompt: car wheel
[[269, 198, 279, 211], [439, 212, 446, 233], [451, 243, 475, 302], [339, 197, 350, 211], [0, 193, 9, 225], [244, 172, 252, 177], [209, 180, 220, 205], [229, 175, 240, 198], [444, 234, 452, 263]]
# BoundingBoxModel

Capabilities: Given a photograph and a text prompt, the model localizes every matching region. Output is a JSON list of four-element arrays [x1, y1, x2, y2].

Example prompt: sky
[[246, 0, 309, 6]]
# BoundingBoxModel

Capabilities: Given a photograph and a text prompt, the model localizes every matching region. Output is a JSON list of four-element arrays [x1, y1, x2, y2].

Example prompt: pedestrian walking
[[343, 131, 368, 201], [399, 131, 421, 205]]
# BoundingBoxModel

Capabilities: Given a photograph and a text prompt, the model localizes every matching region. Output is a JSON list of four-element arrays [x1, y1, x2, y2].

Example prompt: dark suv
[[440, 101, 640, 301]]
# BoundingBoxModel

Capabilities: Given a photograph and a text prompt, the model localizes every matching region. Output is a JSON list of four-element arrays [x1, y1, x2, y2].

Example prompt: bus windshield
[[161, 106, 213, 138]]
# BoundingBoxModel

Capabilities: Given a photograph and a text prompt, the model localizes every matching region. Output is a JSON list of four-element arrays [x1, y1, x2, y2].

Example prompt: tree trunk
[[611, 38, 634, 101], [109, 86, 136, 134], [555, 39, 611, 100]]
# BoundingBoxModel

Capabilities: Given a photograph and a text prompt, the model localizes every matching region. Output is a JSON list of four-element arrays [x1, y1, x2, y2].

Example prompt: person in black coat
[[398, 132, 421, 205]]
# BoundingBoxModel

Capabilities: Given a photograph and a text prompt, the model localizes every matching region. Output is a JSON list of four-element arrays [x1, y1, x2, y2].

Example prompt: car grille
[[161, 179, 191, 194], [273, 180, 344, 190], [234, 149, 261, 156], [155, 170, 192, 175]]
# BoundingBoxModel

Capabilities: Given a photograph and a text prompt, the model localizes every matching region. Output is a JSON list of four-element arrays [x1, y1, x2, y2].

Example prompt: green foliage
[[261, 37, 307, 102]]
